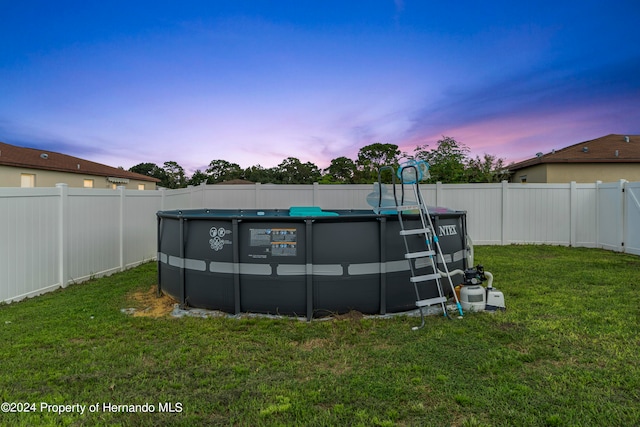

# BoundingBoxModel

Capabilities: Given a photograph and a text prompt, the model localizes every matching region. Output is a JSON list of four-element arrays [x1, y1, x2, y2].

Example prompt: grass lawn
[[0, 245, 639, 426]]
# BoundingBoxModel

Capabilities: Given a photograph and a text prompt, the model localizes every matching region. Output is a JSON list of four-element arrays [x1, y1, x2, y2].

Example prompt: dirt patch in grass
[[127, 285, 177, 317]]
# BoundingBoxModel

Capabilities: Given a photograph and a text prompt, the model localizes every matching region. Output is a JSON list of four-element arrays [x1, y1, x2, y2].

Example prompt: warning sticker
[[250, 228, 272, 247], [272, 242, 297, 256], [249, 228, 297, 256], [208, 226, 232, 251]]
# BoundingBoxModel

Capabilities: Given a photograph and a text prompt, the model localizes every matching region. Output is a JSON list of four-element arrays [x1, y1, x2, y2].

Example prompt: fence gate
[[597, 181, 625, 252], [625, 182, 640, 256]]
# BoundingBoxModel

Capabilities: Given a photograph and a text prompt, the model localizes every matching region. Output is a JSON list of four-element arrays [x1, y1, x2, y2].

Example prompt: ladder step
[[405, 250, 435, 259], [416, 296, 448, 307], [400, 228, 431, 236], [410, 273, 441, 283]]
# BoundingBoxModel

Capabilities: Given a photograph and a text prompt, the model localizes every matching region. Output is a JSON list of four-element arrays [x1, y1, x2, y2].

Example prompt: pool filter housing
[[457, 265, 506, 312], [459, 285, 486, 312]]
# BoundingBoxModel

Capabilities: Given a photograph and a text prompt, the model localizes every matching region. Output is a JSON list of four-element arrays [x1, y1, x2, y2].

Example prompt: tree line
[[129, 136, 511, 189]]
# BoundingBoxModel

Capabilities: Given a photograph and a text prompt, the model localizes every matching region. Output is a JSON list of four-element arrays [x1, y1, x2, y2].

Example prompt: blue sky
[[1, 1, 639, 174]]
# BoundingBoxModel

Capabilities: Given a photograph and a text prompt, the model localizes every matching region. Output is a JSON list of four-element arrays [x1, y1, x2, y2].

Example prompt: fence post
[[118, 186, 126, 271], [501, 181, 509, 245], [188, 185, 196, 209], [436, 182, 443, 206], [255, 183, 261, 208], [56, 183, 68, 288], [313, 182, 319, 206], [595, 181, 602, 248], [621, 179, 628, 253], [193, 184, 207, 209], [570, 181, 577, 247]]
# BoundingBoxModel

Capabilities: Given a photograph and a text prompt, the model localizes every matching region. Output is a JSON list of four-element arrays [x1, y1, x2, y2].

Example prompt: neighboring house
[[508, 134, 640, 183], [0, 141, 160, 190]]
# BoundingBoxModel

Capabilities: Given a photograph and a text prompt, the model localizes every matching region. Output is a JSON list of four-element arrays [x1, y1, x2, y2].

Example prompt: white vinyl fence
[[1, 180, 638, 303], [160, 181, 609, 247], [0, 184, 162, 303]]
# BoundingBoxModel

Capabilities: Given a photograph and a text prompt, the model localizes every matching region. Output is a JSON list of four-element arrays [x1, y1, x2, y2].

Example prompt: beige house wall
[[511, 163, 640, 183], [510, 164, 547, 183], [546, 163, 640, 183], [0, 166, 156, 190]]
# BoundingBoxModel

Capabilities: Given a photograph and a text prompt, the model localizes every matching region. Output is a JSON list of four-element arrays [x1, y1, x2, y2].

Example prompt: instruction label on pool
[[249, 228, 297, 257]]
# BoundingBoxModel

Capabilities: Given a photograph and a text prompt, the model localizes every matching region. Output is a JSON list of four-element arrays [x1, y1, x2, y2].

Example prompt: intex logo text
[[438, 225, 457, 236]]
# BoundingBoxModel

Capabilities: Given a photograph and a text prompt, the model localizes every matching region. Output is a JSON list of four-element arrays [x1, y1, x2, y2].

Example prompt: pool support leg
[[179, 217, 186, 308], [232, 219, 241, 315], [305, 219, 313, 321], [379, 217, 387, 315]]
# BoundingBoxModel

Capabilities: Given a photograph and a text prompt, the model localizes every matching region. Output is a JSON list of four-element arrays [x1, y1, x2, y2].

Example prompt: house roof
[[214, 179, 255, 185], [508, 134, 640, 171], [0, 141, 160, 183]]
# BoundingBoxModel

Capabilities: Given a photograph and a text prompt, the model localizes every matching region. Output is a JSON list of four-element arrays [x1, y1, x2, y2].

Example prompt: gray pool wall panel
[[311, 220, 381, 316]]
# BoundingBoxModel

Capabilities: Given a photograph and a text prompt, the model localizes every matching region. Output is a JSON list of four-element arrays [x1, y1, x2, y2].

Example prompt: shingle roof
[[215, 179, 255, 185], [0, 141, 160, 183], [509, 134, 640, 171]]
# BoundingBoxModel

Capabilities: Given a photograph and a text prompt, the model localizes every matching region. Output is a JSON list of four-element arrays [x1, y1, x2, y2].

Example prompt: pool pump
[[459, 265, 505, 312]]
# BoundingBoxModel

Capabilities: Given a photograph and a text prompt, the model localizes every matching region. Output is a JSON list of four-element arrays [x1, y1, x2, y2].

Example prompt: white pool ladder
[[378, 165, 464, 330]]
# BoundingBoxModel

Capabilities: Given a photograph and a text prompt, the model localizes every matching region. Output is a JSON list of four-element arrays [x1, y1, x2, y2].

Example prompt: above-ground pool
[[157, 207, 470, 319]]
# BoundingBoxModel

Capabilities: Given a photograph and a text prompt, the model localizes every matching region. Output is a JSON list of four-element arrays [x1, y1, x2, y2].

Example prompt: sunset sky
[[1, 1, 639, 174]]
